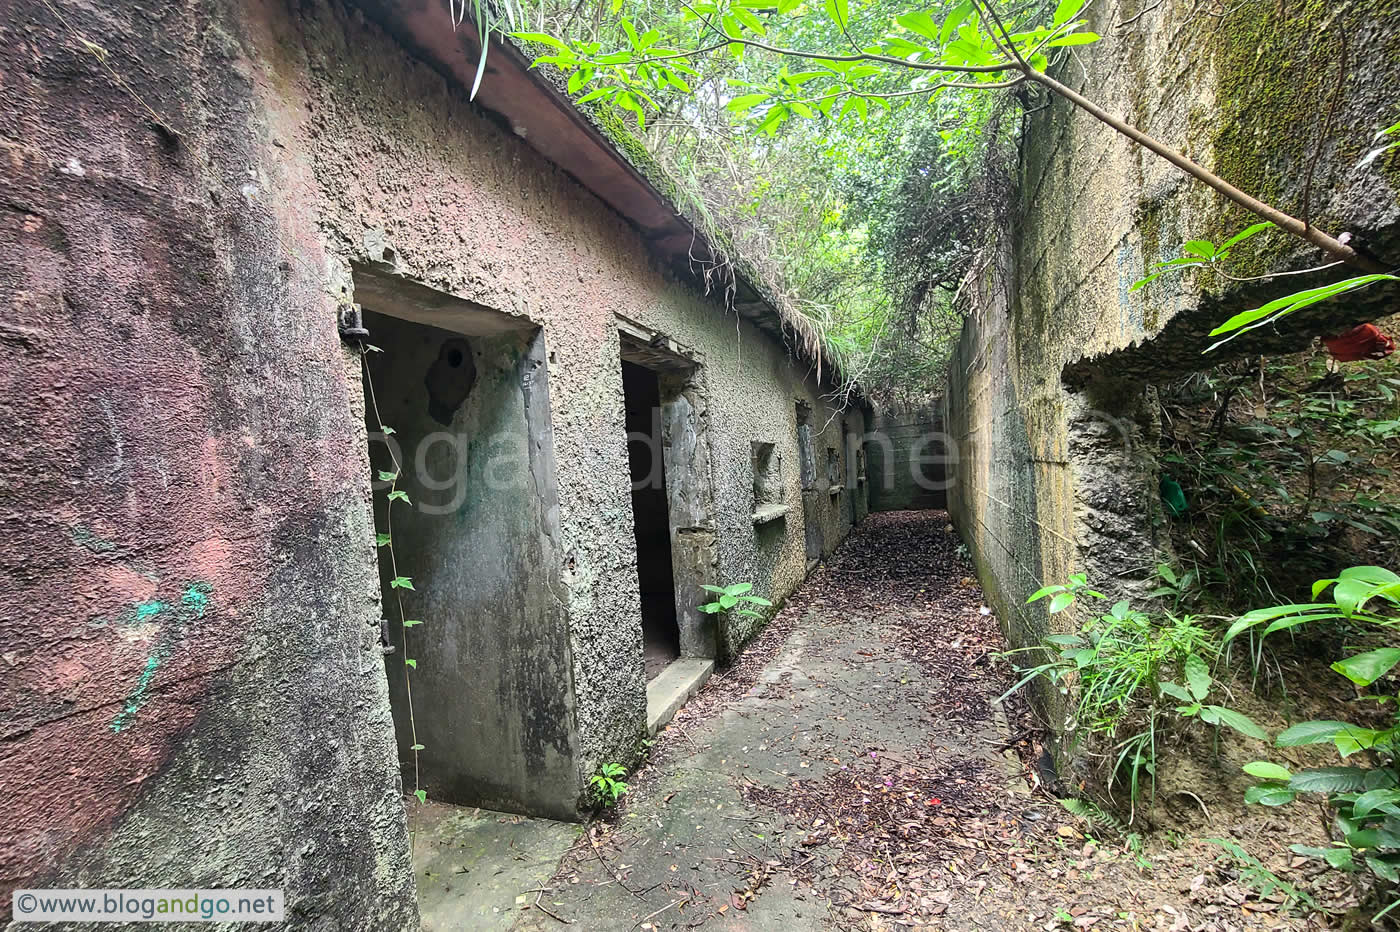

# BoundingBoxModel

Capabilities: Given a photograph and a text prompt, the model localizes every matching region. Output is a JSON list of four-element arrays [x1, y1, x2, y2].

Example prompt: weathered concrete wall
[[1, 0, 864, 914], [363, 313, 578, 820], [268, 0, 866, 776], [0, 0, 416, 925], [867, 402, 948, 512], [945, 0, 1400, 664]]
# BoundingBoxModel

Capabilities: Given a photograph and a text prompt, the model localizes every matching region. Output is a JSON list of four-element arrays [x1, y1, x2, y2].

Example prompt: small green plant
[[1157, 653, 1268, 742], [362, 343, 428, 807], [1228, 566, 1400, 921], [1060, 797, 1127, 835], [699, 582, 772, 619], [1146, 563, 1203, 612], [589, 762, 629, 808], [1208, 838, 1316, 912], [1005, 576, 1259, 803]]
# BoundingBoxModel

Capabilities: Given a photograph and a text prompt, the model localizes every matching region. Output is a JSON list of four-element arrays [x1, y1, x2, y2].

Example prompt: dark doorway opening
[[352, 267, 580, 821], [622, 360, 681, 681]]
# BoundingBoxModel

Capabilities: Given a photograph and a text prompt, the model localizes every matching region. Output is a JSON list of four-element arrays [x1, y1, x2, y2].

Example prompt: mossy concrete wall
[[0, 0, 863, 921], [946, 0, 1400, 664], [866, 402, 948, 512]]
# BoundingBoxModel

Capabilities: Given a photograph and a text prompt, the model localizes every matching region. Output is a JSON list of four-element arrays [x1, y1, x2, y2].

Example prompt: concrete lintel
[[646, 658, 714, 735]]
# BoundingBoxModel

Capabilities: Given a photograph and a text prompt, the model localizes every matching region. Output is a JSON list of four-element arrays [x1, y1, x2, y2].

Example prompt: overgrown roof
[[351, 0, 849, 393]]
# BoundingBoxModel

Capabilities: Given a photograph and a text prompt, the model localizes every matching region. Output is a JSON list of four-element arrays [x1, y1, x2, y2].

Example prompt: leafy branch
[[1131, 221, 1399, 352], [518, 0, 1381, 270]]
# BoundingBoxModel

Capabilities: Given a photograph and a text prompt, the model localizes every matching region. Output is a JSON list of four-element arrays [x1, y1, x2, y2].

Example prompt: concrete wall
[[279, 0, 865, 779], [363, 312, 579, 820], [867, 402, 948, 512], [945, 0, 1400, 668], [0, 0, 865, 919], [0, 0, 416, 925]]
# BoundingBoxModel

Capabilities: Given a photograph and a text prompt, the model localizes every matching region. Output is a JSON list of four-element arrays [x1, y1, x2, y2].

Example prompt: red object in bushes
[[1323, 323, 1395, 361]]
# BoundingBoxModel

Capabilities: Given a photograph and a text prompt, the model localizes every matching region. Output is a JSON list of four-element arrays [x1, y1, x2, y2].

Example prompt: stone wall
[[0, 0, 417, 925], [0, 0, 864, 921], [945, 0, 1400, 668], [866, 402, 948, 512]]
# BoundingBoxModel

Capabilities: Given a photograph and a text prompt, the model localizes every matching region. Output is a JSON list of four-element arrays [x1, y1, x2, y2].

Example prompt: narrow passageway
[[504, 512, 1321, 923], [501, 512, 1296, 931]]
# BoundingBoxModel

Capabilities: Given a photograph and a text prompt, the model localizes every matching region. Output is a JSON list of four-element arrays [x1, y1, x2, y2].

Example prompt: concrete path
[[412, 802, 582, 930], [512, 511, 1034, 930], [418, 512, 1325, 931]]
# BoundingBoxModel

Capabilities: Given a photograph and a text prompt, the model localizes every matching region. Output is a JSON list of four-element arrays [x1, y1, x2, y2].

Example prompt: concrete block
[[646, 658, 714, 735]]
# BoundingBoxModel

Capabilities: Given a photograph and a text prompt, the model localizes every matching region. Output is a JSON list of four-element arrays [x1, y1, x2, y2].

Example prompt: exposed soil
[[516, 511, 1364, 931]]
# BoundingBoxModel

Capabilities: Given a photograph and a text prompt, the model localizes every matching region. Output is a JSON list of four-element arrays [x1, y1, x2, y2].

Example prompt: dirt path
[[514, 512, 1319, 931]]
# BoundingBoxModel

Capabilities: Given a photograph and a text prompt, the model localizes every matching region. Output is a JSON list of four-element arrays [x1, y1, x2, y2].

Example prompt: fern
[[1059, 797, 1128, 836]]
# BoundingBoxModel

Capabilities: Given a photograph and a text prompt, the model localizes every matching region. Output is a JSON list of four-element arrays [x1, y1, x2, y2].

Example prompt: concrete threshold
[[645, 657, 714, 735], [410, 800, 582, 931]]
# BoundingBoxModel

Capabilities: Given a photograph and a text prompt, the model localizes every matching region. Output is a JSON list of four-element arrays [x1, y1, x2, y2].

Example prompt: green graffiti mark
[[110, 583, 214, 733], [180, 583, 211, 619], [132, 600, 167, 624], [111, 652, 165, 733]]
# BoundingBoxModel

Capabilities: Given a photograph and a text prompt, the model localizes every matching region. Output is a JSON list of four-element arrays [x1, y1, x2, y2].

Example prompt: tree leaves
[[1200, 706, 1267, 740], [1245, 784, 1297, 806], [1330, 647, 1400, 687], [1184, 653, 1211, 701], [1206, 274, 1400, 350], [1051, 0, 1087, 25], [895, 11, 942, 43], [1287, 766, 1370, 794], [1243, 761, 1292, 782], [1276, 720, 1352, 747], [823, 0, 849, 30]]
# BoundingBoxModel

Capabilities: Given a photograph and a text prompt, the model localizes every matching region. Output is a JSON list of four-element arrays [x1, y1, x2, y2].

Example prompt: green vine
[[361, 347, 427, 806]]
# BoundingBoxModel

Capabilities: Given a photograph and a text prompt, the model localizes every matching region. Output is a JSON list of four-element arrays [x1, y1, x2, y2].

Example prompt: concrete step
[[645, 657, 714, 735]]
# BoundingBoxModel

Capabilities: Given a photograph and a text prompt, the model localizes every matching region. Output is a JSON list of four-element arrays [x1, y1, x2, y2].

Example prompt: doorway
[[622, 360, 681, 681], [797, 401, 823, 569], [353, 268, 579, 821]]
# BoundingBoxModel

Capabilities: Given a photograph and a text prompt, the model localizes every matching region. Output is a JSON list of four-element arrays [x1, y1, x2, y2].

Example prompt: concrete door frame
[[617, 320, 719, 732], [352, 267, 582, 820]]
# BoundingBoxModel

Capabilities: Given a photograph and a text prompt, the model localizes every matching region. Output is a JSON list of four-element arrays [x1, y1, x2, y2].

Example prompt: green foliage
[[589, 762, 630, 807], [452, 0, 525, 100], [519, 0, 1099, 134], [520, 0, 1065, 406], [1158, 352, 1400, 612], [361, 350, 428, 806], [700, 581, 773, 619], [1207, 275, 1400, 353], [1359, 118, 1400, 170], [1059, 797, 1128, 835], [1129, 221, 1399, 353], [1226, 567, 1400, 921], [1145, 563, 1203, 612], [1004, 580, 1256, 801], [1207, 838, 1316, 912]]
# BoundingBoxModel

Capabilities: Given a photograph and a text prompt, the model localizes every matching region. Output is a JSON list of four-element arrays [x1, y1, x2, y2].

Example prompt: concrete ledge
[[750, 504, 789, 525], [646, 658, 714, 735]]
